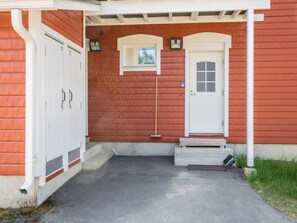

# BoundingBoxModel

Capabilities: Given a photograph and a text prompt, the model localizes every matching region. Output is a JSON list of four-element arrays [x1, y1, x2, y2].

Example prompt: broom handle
[[154, 76, 158, 135]]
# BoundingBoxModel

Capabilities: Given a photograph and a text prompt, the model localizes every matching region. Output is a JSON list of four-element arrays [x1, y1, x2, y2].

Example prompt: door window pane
[[197, 62, 205, 71], [197, 83, 205, 92], [207, 72, 215, 81], [197, 72, 205, 81], [207, 83, 215, 92], [207, 62, 215, 71]]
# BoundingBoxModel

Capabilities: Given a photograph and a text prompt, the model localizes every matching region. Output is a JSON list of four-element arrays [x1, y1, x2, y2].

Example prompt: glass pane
[[197, 72, 205, 81], [197, 62, 205, 71], [207, 83, 216, 92], [207, 62, 215, 71], [138, 48, 156, 65], [197, 83, 205, 92], [207, 72, 215, 81]]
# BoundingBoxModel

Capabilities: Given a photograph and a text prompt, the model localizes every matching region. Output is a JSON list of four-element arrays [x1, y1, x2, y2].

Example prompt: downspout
[[11, 9, 36, 194]]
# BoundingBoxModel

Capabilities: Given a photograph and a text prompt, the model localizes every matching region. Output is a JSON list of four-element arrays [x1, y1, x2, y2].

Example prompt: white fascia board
[[99, 0, 270, 15], [54, 0, 101, 11], [0, 0, 55, 10], [0, 0, 100, 11]]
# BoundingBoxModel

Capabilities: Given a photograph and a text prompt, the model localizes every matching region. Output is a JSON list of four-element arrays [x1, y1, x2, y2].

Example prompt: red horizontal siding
[[87, 23, 240, 143], [42, 10, 83, 47], [228, 0, 297, 144], [0, 12, 26, 176], [87, 0, 297, 144]]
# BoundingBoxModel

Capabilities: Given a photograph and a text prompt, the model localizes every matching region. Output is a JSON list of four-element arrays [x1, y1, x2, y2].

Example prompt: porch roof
[[86, 0, 270, 26], [0, 0, 101, 11]]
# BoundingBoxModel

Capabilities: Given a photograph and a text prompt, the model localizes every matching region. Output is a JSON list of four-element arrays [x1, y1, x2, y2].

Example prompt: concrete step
[[175, 157, 227, 166], [82, 147, 113, 170], [174, 146, 233, 166], [175, 147, 233, 157], [84, 143, 102, 161], [179, 138, 226, 148]]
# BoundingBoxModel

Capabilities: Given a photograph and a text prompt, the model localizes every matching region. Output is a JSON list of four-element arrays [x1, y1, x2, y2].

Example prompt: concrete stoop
[[82, 143, 114, 170], [175, 138, 233, 166]]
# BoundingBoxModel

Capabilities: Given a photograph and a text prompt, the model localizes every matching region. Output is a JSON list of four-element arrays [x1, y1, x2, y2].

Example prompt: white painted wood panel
[[44, 35, 84, 173], [66, 47, 82, 154], [45, 36, 65, 162]]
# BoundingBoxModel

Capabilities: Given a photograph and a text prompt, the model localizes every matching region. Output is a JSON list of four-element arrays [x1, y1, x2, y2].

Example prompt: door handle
[[190, 90, 196, 96], [61, 89, 66, 109], [69, 90, 73, 109]]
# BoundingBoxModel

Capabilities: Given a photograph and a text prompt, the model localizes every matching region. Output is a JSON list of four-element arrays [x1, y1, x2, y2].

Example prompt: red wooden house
[[0, 0, 296, 208]]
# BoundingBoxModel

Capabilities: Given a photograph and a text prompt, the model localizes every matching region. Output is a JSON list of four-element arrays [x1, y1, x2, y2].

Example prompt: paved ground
[[40, 156, 295, 223]]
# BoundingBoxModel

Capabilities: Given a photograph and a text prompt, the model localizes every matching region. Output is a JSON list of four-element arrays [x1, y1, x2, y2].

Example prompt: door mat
[[187, 165, 226, 171]]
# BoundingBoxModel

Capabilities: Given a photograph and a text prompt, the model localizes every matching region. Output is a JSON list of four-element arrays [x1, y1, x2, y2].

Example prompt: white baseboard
[[100, 142, 176, 156], [229, 144, 297, 161]]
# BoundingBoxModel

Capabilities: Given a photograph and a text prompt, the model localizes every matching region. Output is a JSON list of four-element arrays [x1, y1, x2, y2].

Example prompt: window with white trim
[[117, 34, 163, 75]]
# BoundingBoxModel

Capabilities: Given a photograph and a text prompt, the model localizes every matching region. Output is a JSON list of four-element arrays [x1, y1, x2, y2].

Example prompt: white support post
[[245, 9, 256, 175]]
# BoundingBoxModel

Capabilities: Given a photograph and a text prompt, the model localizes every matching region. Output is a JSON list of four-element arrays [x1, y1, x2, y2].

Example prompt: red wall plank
[[0, 12, 26, 175], [87, 0, 297, 144], [42, 10, 83, 47]]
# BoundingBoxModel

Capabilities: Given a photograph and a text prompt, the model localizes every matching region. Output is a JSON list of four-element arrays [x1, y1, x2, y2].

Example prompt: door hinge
[[222, 90, 225, 96], [222, 59, 225, 64], [222, 121, 225, 126], [45, 101, 47, 111], [61, 46, 64, 51]]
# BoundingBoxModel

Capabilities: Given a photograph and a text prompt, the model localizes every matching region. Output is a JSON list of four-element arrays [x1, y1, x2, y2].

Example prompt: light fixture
[[170, 38, 182, 50], [89, 39, 101, 51]]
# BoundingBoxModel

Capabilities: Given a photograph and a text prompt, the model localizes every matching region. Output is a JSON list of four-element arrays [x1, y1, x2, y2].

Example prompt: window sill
[[122, 65, 158, 73]]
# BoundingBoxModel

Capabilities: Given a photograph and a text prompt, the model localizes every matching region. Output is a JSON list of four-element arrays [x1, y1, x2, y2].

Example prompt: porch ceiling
[[86, 0, 270, 26]]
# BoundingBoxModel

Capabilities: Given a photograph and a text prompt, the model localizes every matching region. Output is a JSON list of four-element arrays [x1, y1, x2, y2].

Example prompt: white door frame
[[183, 32, 232, 137]]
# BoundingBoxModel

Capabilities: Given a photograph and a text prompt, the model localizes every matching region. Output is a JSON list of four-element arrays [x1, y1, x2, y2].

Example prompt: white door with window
[[189, 52, 224, 134]]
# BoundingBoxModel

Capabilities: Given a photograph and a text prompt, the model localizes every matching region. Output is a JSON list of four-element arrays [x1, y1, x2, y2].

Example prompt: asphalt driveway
[[40, 156, 295, 223]]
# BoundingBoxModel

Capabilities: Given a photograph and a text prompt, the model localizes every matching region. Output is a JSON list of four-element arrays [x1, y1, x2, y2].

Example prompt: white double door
[[189, 52, 224, 134], [45, 35, 83, 167]]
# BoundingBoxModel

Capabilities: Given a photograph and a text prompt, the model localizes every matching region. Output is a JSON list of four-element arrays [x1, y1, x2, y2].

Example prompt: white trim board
[[0, 0, 101, 11], [183, 32, 231, 137], [99, 0, 270, 15], [117, 34, 163, 75]]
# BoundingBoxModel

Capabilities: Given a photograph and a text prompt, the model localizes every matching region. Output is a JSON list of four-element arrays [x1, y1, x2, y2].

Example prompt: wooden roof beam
[[143, 13, 149, 22], [85, 16, 93, 24], [117, 14, 125, 23], [169, 12, 173, 22], [232, 10, 241, 20], [90, 15, 101, 24], [191, 11, 199, 21], [219, 11, 227, 20]]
